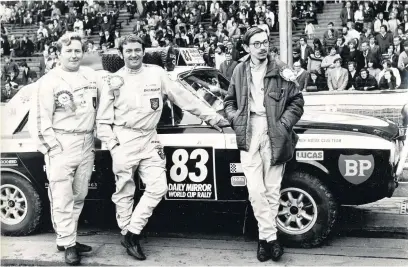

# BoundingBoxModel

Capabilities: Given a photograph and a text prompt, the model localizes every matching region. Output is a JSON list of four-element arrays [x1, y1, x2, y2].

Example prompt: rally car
[[0, 52, 406, 248]]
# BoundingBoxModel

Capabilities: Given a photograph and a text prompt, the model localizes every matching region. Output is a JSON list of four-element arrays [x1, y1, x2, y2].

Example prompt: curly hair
[[117, 34, 145, 54], [56, 32, 87, 52]]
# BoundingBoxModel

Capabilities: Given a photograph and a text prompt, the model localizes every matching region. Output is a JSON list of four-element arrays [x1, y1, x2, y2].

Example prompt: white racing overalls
[[96, 65, 222, 235], [28, 66, 101, 248], [241, 114, 285, 242]]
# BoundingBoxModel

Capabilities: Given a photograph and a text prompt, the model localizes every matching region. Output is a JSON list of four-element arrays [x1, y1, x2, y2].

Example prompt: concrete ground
[[1, 187, 407, 266]]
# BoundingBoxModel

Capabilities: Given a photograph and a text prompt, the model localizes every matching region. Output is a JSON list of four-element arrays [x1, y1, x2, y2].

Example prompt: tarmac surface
[[1, 184, 407, 266]]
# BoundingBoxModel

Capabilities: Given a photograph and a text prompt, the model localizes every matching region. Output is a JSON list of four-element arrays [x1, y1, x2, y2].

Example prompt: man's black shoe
[[121, 232, 146, 261], [257, 240, 272, 262], [57, 242, 92, 253], [269, 240, 284, 261], [65, 246, 81, 266]]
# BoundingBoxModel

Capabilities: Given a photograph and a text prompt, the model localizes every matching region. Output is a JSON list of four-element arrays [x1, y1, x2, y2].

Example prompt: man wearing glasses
[[224, 27, 304, 262]]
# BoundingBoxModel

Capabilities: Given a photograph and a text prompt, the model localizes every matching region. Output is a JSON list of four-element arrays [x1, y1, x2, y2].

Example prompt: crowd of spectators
[[2, 0, 408, 103], [292, 0, 408, 92], [0, 0, 132, 101]]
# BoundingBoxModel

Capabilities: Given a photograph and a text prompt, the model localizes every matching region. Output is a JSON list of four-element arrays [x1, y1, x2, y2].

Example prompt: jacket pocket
[[268, 91, 283, 102], [272, 122, 295, 165]]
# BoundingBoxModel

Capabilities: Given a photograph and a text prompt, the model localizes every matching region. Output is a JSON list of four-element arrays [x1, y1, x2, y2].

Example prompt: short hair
[[242, 27, 265, 45], [348, 61, 356, 67], [360, 68, 368, 74], [118, 34, 145, 53], [328, 22, 334, 26], [380, 25, 388, 31], [394, 36, 401, 41], [56, 32, 86, 52], [382, 59, 392, 67], [334, 58, 342, 64]]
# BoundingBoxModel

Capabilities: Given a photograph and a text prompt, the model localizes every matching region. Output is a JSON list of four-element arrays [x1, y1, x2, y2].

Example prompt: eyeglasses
[[249, 40, 269, 48]]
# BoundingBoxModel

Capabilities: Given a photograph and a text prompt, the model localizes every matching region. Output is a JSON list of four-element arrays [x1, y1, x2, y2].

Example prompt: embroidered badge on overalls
[[55, 90, 76, 112], [107, 75, 124, 97], [150, 98, 160, 110], [155, 145, 166, 160]]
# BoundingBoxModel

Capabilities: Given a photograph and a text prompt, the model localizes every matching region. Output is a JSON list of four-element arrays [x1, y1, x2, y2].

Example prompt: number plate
[[164, 146, 217, 201]]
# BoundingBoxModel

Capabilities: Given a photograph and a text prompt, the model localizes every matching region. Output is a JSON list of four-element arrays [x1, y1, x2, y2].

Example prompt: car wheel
[[1, 173, 43, 236], [277, 171, 338, 248]]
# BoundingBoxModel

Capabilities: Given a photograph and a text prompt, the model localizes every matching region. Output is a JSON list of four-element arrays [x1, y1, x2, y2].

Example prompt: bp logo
[[338, 154, 375, 185]]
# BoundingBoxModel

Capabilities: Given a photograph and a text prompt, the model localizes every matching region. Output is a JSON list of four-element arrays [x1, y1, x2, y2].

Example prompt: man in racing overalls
[[224, 27, 304, 262], [96, 34, 227, 261], [28, 32, 101, 266]]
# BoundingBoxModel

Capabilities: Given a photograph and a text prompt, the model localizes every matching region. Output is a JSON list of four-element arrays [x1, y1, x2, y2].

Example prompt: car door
[[165, 68, 248, 202]]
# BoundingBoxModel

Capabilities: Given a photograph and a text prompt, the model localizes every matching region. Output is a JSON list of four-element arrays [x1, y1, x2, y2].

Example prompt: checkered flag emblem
[[230, 163, 243, 173]]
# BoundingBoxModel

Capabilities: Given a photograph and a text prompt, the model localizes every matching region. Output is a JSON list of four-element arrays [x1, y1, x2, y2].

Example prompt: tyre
[[277, 171, 338, 248], [1, 173, 43, 236]]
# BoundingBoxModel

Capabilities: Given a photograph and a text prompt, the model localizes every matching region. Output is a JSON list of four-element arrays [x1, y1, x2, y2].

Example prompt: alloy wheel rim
[[277, 187, 318, 235], [0, 184, 28, 225]]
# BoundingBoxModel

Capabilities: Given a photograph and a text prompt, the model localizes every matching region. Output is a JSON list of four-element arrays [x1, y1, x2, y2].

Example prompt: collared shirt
[[249, 59, 267, 116], [300, 44, 307, 60]]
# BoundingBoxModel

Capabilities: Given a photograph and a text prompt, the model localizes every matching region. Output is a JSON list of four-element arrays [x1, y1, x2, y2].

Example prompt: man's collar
[[124, 66, 143, 74]]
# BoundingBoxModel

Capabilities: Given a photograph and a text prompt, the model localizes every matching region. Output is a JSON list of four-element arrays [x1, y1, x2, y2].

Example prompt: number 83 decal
[[168, 148, 213, 183]]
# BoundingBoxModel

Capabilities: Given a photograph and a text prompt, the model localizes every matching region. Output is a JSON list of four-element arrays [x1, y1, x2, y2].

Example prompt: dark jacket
[[347, 70, 359, 89], [345, 49, 364, 72], [224, 55, 304, 165], [375, 32, 393, 54], [21, 68, 38, 85], [379, 75, 397, 89], [306, 73, 328, 91], [355, 75, 378, 90], [362, 50, 379, 68], [99, 34, 115, 48], [340, 7, 355, 25], [219, 60, 238, 80]]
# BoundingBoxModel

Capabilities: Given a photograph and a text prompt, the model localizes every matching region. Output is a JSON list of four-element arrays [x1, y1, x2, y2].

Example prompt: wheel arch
[[285, 161, 339, 201], [1, 169, 48, 204], [1, 168, 33, 184]]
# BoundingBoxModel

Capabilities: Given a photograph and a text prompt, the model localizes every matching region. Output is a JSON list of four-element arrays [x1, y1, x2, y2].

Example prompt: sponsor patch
[[231, 176, 246, 187], [155, 145, 166, 160], [296, 150, 324, 160], [230, 163, 243, 173], [55, 90, 74, 107], [144, 87, 160, 93], [150, 98, 160, 110], [1, 158, 18, 166], [55, 90, 76, 111], [338, 154, 375, 185], [107, 75, 124, 90]]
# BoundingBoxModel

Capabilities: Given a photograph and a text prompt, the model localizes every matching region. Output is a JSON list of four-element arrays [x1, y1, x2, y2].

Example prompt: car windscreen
[[179, 69, 229, 113]]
